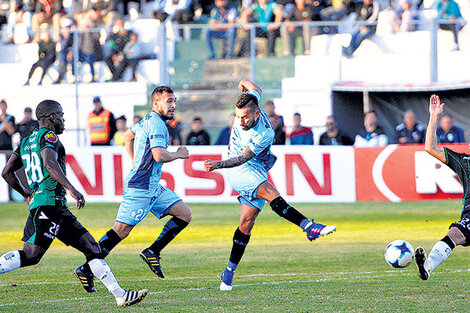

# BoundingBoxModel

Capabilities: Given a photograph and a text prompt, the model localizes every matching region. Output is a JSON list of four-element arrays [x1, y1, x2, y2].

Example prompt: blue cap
[[93, 96, 101, 103]]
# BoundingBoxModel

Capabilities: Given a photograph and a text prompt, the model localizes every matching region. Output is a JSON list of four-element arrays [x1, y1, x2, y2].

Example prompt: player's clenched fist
[[176, 146, 189, 159], [204, 160, 217, 172]]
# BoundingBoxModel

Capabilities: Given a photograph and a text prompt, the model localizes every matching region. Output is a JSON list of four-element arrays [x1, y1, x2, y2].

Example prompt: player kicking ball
[[415, 94, 469, 280], [204, 79, 336, 291], [75, 86, 192, 292], [0, 100, 148, 306]]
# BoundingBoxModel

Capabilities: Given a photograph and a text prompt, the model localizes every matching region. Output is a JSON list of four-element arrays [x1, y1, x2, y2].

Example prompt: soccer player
[[415, 94, 469, 280], [204, 79, 337, 291], [0, 100, 148, 306], [75, 86, 192, 292]]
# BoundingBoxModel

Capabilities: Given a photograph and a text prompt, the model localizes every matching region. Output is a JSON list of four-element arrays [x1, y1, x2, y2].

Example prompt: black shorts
[[450, 211, 470, 247], [22, 205, 88, 250]]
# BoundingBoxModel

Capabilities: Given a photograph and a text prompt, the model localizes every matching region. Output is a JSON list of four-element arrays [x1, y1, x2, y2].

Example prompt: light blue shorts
[[227, 164, 268, 211], [116, 184, 181, 226]]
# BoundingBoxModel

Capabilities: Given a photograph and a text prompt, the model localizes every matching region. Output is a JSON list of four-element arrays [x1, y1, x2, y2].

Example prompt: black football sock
[[228, 227, 251, 267], [270, 196, 309, 228], [148, 217, 189, 255], [98, 229, 122, 258]]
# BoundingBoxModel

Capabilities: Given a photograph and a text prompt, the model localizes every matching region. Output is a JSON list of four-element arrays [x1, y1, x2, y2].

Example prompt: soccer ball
[[384, 240, 414, 268]]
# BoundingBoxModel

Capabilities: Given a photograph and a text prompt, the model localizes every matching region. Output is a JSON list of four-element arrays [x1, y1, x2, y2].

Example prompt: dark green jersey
[[14, 128, 67, 210]]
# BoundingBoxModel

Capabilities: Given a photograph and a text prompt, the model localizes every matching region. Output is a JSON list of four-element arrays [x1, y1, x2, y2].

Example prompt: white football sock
[[428, 241, 453, 273], [0, 251, 21, 274], [88, 259, 125, 298]]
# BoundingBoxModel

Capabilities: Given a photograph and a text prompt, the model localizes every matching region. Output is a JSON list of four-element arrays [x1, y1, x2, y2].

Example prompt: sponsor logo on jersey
[[45, 131, 58, 143]]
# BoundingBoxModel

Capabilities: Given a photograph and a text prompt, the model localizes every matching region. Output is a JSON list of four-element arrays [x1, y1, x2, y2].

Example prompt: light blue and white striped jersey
[[228, 91, 277, 172], [125, 110, 169, 191]]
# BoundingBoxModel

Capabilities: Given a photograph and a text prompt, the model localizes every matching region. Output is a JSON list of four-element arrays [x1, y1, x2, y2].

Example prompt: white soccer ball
[[384, 240, 414, 268]]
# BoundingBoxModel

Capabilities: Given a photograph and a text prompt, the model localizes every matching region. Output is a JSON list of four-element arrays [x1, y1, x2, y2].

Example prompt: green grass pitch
[[0, 201, 469, 312]]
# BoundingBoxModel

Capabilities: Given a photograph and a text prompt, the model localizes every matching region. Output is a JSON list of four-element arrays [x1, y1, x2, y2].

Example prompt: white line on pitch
[[1, 269, 469, 307]]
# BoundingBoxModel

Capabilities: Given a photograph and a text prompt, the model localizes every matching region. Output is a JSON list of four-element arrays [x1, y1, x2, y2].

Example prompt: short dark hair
[[0, 99, 6, 105], [151, 85, 174, 100], [193, 116, 202, 122], [116, 115, 127, 121], [36, 100, 61, 120], [24, 107, 33, 113], [235, 94, 258, 112], [294, 112, 301, 117], [364, 110, 376, 117]]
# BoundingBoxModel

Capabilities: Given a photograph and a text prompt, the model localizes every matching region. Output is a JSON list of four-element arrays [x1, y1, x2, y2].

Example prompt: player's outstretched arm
[[204, 147, 255, 172], [152, 146, 189, 163], [425, 94, 446, 163], [41, 148, 85, 209], [238, 79, 262, 94], [1, 153, 33, 202], [124, 129, 136, 160]]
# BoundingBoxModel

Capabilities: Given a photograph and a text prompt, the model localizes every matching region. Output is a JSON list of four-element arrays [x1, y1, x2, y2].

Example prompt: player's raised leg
[[416, 226, 466, 280], [220, 204, 258, 291], [257, 181, 336, 241], [0, 243, 46, 274], [141, 200, 191, 278]]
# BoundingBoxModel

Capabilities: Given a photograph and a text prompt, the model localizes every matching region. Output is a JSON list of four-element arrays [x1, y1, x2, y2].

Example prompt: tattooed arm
[[204, 147, 255, 171]]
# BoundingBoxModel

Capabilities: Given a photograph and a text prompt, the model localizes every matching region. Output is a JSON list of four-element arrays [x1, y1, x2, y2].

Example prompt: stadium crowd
[[0, 97, 466, 149], [0, 0, 467, 83]]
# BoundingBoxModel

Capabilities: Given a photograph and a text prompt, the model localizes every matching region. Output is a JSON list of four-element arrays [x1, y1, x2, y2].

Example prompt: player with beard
[[75, 86, 192, 292], [204, 80, 337, 291], [0, 100, 148, 306]]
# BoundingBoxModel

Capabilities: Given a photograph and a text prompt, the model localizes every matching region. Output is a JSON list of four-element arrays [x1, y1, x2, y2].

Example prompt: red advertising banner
[[354, 144, 467, 202]]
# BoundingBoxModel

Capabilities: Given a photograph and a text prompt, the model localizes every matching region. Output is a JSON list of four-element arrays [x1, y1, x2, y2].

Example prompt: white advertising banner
[[63, 145, 357, 203]]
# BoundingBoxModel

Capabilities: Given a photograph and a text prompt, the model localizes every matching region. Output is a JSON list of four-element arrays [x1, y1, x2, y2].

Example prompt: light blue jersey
[[227, 91, 277, 210], [116, 110, 181, 226]]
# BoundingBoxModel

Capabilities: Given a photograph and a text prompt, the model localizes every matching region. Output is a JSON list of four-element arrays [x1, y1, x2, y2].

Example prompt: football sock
[[270, 197, 309, 228], [88, 259, 125, 298], [0, 251, 21, 274], [148, 217, 189, 255], [229, 228, 251, 266], [428, 237, 455, 273], [99, 229, 122, 258], [226, 261, 238, 272]]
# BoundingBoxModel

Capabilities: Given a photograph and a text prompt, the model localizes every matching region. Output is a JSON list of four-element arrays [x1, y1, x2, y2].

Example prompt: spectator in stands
[[0, 0, 8, 30], [167, 117, 182, 145], [31, 0, 63, 42], [319, 115, 353, 145], [105, 19, 130, 81], [77, 18, 100, 83], [342, 0, 380, 58], [0, 100, 16, 151], [392, 0, 417, 33], [395, 109, 425, 144], [133, 114, 142, 124], [120, 32, 144, 81], [24, 25, 56, 86], [113, 115, 127, 146], [17, 107, 39, 141], [54, 18, 74, 84], [320, 0, 355, 25], [152, 0, 194, 39], [436, 113, 464, 143], [205, 0, 237, 59], [215, 113, 235, 145], [281, 0, 321, 56], [437, 0, 466, 51], [264, 99, 285, 144], [6, 0, 35, 44], [88, 96, 117, 146], [289, 112, 313, 144], [240, 0, 283, 57], [186, 116, 211, 145], [354, 110, 388, 147], [85, 0, 120, 28]]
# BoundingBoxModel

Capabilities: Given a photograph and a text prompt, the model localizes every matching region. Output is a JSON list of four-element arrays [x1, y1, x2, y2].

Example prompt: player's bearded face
[[236, 107, 259, 130], [155, 92, 177, 120]]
